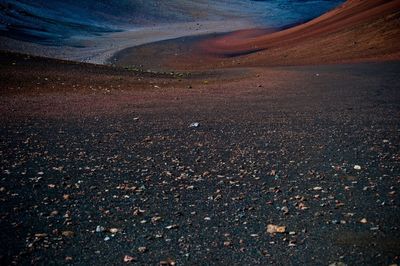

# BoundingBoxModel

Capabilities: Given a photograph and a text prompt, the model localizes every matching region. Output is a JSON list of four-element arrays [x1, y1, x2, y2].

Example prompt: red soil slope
[[167, 0, 400, 70]]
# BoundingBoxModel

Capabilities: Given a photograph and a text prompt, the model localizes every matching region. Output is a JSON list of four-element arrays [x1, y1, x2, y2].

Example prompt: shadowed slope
[[0, 0, 342, 46]]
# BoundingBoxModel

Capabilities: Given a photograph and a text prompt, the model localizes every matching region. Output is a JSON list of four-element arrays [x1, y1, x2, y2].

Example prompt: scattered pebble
[[61, 231, 74, 237], [123, 255, 136, 263], [109, 228, 119, 234], [281, 206, 289, 214], [96, 226, 105, 232], [165, 224, 179, 230], [160, 259, 176, 266], [138, 246, 148, 253], [267, 224, 286, 235], [189, 122, 200, 128]]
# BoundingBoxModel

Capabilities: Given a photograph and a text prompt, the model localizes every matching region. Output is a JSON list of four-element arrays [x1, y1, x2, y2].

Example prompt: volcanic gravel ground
[[0, 54, 399, 265]]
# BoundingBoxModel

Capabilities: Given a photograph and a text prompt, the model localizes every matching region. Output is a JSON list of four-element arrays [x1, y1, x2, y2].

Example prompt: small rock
[[151, 216, 162, 223], [329, 262, 347, 266], [96, 226, 105, 232], [313, 187, 323, 191], [160, 259, 176, 266], [189, 122, 200, 128], [267, 224, 286, 235], [138, 246, 148, 253], [298, 202, 309, 210], [63, 194, 70, 200], [360, 218, 368, 224], [62, 231, 74, 237], [123, 255, 136, 263], [109, 228, 119, 234], [50, 210, 59, 217], [165, 224, 179, 230], [354, 165, 362, 170]]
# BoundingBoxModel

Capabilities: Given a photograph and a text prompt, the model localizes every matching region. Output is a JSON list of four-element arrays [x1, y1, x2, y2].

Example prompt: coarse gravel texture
[[0, 52, 399, 265]]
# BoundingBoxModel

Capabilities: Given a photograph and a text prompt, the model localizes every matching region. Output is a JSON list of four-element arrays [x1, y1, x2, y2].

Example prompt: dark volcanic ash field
[[0, 52, 399, 265]]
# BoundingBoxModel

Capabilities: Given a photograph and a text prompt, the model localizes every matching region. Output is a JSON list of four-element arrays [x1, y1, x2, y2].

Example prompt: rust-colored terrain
[[113, 0, 400, 70]]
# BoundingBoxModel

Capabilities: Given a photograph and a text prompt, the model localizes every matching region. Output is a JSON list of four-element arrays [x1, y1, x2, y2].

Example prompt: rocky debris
[[160, 258, 176, 266], [165, 224, 179, 230], [109, 228, 119, 234], [49, 210, 59, 217], [329, 262, 346, 266], [267, 224, 286, 235], [223, 241, 232, 247], [63, 194, 71, 200], [61, 231, 74, 237], [281, 206, 289, 214], [189, 122, 200, 128], [0, 54, 399, 265], [138, 246, 148, 253], [96, 226, 105, 232], [123, 255, 136, 263]]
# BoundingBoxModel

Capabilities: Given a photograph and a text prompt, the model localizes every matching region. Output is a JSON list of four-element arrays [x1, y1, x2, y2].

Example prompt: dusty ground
[[0, 51, 399, 265]]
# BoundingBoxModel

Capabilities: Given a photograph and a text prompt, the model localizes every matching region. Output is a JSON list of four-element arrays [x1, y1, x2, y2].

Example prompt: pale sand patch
[[0, 19, 254, 65]]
